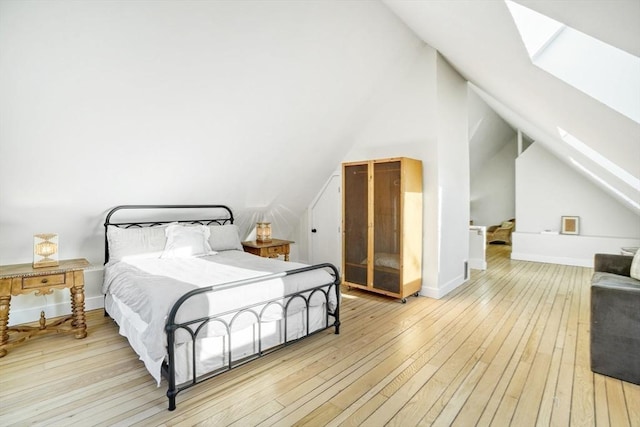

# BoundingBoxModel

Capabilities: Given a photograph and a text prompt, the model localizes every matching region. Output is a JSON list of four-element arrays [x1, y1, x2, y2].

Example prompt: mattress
[[103, 250, 337, 384]]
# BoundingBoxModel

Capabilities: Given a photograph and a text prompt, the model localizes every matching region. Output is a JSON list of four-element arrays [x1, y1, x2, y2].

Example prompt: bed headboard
[[103, 204, 234, 264]]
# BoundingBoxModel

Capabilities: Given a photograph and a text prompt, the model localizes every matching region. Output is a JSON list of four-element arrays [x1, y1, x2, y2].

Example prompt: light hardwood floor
[[1, 245, 638, 426]]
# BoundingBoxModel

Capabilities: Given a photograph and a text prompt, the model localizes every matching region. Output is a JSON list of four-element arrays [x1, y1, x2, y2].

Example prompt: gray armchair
[[591, 254, 640, 384]]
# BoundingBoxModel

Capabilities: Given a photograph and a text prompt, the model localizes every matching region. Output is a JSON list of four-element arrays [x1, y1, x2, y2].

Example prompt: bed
[[102, 205, 341, 410]]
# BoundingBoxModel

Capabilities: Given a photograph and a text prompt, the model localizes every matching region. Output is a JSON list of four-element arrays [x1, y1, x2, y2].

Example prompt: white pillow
[[208, 224, 243, 251], [161, 224, 214, 259], [107, 225, 169, 262], [374, 252, 400, 270], [359, 253, 400, 270], [631, 250, 640, 280]]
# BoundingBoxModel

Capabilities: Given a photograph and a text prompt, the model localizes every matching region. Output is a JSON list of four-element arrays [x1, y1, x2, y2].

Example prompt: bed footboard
[[164, 263, 341, 411]]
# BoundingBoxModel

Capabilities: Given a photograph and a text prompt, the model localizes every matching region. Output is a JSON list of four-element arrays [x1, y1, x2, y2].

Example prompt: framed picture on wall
[[561, 216, 580, 235]]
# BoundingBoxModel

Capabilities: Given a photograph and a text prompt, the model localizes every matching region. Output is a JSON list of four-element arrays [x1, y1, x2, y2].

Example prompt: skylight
[[559, 127, 640, 213], [506, 0, 640, 124], [569, 157, 640, 212], [558, 127, 640, 191]]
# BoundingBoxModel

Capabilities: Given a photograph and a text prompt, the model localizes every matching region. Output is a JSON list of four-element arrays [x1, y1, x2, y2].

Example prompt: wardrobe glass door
[[343, 163, 369, 286], [373, 161, 401, 293]]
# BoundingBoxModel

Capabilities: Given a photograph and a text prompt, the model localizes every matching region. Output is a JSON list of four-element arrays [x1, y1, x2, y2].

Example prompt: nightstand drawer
[[266, 246, 283, 256], [241, 239, 293, 262], [22, 273, 66, 290]]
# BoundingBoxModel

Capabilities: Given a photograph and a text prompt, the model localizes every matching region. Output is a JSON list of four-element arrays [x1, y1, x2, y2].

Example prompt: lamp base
[[33, 259, 59, 269]]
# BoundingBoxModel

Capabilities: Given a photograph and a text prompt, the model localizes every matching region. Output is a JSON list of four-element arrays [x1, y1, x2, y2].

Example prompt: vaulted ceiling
[[1, 0, 638, 266], [384, 0, 640, 214]]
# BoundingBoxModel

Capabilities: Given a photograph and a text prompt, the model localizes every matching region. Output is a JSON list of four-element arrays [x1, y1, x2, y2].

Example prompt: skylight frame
[[506, 0, 640, 124]]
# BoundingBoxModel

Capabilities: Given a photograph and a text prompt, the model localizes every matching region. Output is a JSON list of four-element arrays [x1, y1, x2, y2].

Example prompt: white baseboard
[[512, 232, 640, 268], [510, 252, 592, 267], [469, 258, 487, 270], [420, 273, 467, 299]]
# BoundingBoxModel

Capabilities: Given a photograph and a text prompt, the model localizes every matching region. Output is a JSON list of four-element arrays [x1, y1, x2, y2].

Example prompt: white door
[[311, 174, 341, 271]]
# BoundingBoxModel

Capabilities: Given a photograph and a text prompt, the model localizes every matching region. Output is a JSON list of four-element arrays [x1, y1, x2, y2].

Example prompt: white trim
[[517, 129, 523, 156], [512, 232, 640, 268], [469, 259, 488, 270], [530, 25, 566, 62], [420, 273, 466, 299], [510, 252, 591, 267]]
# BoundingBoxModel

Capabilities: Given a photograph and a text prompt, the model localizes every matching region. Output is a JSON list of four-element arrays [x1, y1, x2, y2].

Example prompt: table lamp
[[33, 233, 59, 268], [256, 222, 272, 243]]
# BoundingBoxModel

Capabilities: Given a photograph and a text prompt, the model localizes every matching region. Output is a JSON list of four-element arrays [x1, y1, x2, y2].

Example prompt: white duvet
[[103, 251, 338, 364]]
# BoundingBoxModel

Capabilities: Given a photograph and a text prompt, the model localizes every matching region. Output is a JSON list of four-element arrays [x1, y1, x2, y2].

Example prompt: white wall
[[432, 55, 470, 298], [470, 138, 517, 227], [512, 233, 640, 267], [0, 0, 425, 324], [471, 83, 640, 216], [469, 226, 487, 270], [342, 50, 470, 299], [513, 142, 640, 266], [342, 45, 438, 294]]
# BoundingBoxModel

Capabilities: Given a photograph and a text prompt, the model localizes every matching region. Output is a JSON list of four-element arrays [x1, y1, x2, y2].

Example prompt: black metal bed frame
[[104, 205, 341, 411]]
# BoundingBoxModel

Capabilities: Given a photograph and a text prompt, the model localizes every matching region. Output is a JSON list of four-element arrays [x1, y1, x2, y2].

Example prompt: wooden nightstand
[[0, 258, 90, 357], [241, 239, 294, 261]]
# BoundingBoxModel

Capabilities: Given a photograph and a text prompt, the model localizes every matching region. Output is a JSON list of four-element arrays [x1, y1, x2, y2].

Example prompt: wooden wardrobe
[[342, 157, 423, 302]]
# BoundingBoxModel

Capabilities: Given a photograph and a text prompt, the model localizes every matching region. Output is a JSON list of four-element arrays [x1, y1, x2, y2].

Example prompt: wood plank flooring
[[1, 245, 638, 426]]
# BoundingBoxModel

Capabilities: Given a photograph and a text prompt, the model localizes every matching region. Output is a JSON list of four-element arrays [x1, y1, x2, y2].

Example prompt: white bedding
[[103, 250, 338, 384]]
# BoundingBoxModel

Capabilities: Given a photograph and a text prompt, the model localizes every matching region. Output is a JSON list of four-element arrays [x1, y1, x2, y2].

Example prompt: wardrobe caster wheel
[[413, 292, 419, 297], [401, 298, 407, 304]]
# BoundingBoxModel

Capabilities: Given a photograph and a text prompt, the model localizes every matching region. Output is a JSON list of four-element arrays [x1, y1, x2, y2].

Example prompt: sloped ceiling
[[518, 0, 640, 57], [0, 0, 426, 263], [1, 0, 638, 266], [384, 0, 640, 214], [468, 88, 515, 180]]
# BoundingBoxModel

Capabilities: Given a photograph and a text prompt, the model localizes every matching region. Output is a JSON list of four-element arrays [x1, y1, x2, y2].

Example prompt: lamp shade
[[256, 222, 272, 243], [33, 233, 59, 268]]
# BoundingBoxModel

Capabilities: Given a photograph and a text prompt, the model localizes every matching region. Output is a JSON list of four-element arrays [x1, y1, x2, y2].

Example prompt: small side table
[[242, 239, 294, 261], [0, 258, 90, 357]]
